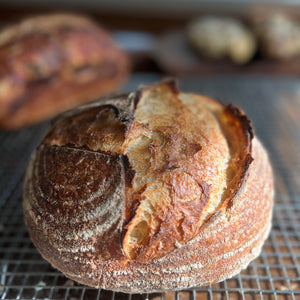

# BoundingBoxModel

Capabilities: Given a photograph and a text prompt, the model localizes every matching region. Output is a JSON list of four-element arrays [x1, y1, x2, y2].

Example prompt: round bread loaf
[[187, 16, 257, 64], [23, 80, 274, 293], [0, 13, 129, 130]]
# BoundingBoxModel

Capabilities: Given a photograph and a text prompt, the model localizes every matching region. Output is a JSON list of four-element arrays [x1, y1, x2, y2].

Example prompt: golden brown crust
[[23, 80, 273, 292], [0, 13, 129, 130]]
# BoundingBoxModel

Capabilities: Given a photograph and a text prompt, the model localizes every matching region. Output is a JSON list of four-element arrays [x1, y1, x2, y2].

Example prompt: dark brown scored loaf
[[23, 80, 274, 293], [0, 13, 129, 130]]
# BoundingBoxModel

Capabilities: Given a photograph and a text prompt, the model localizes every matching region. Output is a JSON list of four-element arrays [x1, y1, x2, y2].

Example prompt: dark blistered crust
[[23, 81, 274, 293], [225, 104, 254, 140], [0, 13, 129, 130], [117, 90, 141, 123], [215, 103, 255, 209], [161, 78, 180, 94]]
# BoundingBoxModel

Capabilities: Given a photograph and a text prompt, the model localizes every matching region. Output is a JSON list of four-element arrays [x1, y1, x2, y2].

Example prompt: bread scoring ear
[[23, 81, 273, 293]]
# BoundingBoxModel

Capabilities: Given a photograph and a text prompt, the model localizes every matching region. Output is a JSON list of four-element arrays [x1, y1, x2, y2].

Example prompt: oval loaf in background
[[0, 13, 129, 130], [23, 80, 274, 293]]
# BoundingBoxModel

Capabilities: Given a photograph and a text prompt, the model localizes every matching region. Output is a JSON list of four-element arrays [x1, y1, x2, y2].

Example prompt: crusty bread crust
[[0, 14, 98, 47], [23, 80, 273, 293], [0, 13, 129, 130]]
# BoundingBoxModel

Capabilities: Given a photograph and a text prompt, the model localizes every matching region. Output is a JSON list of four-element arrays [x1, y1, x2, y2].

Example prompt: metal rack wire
[[1, 75, 299, 299]]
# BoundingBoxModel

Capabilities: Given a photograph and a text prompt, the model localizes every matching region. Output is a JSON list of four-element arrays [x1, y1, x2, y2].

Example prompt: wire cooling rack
[[1, 75, 300, 300]]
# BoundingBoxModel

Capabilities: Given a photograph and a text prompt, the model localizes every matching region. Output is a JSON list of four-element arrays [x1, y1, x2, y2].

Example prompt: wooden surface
[[154, 31, 300, 76]]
